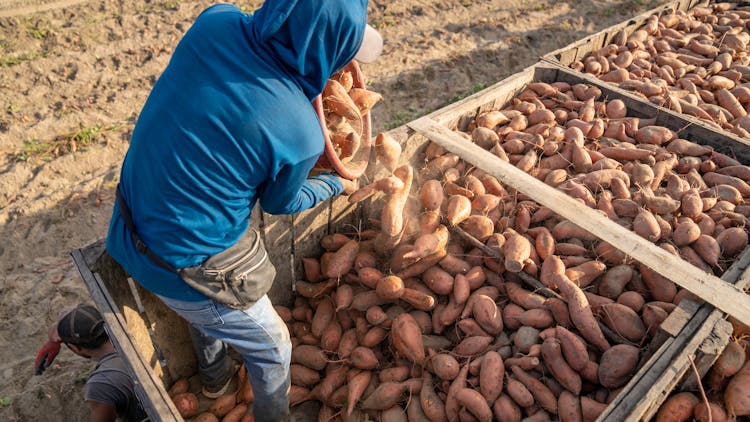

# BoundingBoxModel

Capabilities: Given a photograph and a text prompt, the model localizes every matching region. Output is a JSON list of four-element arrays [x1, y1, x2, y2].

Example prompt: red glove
[[34, 340, 61, 375]]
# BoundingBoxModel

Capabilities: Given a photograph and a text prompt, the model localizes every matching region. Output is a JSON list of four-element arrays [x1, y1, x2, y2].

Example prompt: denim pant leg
[[157, 294, 291, 422], [187, 325, 233, 389]]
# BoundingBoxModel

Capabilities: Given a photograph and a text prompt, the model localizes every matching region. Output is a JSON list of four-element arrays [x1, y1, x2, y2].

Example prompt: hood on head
[[253, 0, 368, 100]]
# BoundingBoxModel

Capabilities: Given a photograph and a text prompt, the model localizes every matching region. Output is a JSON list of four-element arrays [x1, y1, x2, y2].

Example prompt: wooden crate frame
[[405, 62, 750, 421], [72, 62, 750, 421]]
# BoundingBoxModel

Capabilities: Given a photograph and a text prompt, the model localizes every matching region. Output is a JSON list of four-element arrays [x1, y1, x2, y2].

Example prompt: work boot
[[201, 357, 239, 399]]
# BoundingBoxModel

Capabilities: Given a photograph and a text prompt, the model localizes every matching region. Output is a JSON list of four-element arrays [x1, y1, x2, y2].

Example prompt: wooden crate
[[72, 196, 363, 421], [406, 62, 750, 421], [542, 0, 703, 67], [540, 0, 750, 151], [72, 62, 750, 421]]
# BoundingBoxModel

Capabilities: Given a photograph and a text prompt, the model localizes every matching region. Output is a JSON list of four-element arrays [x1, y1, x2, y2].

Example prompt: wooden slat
[[72, 248, 183, 422], [407, 116, 750, 327]]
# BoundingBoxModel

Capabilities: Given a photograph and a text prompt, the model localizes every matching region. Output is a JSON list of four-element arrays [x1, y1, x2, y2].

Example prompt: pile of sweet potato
[[168, 364, 255, 422], [280, 78, 750, 421], [568, 3, 750, 140]]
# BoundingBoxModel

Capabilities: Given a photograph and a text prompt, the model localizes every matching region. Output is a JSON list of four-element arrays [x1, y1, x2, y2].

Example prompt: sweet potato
[[505, 281, 547, 310], [455, 388, 493, 422], [381, 405, 409, 422], [462, 215, 495, 241], [419, 372, 448, 422], [446, 195, 473, 226], [391, 313, 425, 365], [565, 260, 606, 288], [195, 413, 219, 422], [291, 344, 328, 371], [655, 392, 700, 422], [511, 365, 557, 414], [598, 344, 639, 389], [290, 364, 321, 388], [172, 392, 199, 418], [479, 351, 505, 404], [581, 396, 607, 422], [473, 295, 504, 335], [360, 382, 408, 411], [553, 273, 611, 351], [493, 393, 522, 422], [639, 264, 677, 303], [598, 264, 634, 299], [541, 336, 582, 395], [345, 369, 372, 416], [506, 376, 534, 408], [692, 234, 720, 267], [375, 275, 405, 300], [168, 378, 189, 397], [503, 229, 532, 273], [222, 404, 248, 422], [716, 226, 748, 257], [426, 353, 459, 382], [375, 132, 402, 172], [693, 401, 729, 422], [558, 390, 582, 422], [325, 239, 360, 278], [725, 361, 750, 416], [454, 336, 493, 357], [598, 303, 646, 342]]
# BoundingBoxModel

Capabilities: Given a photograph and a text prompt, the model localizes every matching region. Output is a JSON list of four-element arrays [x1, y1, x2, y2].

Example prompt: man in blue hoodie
[[105, 0, 381, 420]]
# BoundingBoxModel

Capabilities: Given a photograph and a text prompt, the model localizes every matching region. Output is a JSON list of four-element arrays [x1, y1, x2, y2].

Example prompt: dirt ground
[[0, 0, 669, 420]]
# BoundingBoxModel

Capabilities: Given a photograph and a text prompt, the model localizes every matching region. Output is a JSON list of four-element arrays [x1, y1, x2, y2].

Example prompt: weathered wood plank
[[407, 116, 750, 327]]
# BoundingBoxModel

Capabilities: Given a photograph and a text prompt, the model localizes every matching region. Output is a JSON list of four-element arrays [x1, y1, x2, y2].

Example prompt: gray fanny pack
[[179, 227, 276, 310], [115, 185, 276, 310]]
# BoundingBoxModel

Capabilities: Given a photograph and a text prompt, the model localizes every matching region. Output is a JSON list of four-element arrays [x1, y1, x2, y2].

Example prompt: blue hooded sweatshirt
[[106, 0, 368, 301]]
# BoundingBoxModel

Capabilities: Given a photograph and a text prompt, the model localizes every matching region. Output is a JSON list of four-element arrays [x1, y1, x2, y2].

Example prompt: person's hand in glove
[[34, 323, 62, 375]]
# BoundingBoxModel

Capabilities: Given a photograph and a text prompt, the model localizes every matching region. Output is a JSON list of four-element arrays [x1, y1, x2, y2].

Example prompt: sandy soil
[[0, 0, 668, 420]]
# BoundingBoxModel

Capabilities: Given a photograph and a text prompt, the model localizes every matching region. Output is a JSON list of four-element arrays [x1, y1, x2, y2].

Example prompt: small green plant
[[447, 82, 490, 104], [0, 396, 11, 409], [160, 0, 181, 11], [384, 108, 419, 130], [22, 18, 52, 40], [0, 51, 43, 67], [16, 124, 123, 162]]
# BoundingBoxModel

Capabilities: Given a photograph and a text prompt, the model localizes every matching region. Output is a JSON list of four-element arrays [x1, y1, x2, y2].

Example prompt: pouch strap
[[115, 184, 179, 274]]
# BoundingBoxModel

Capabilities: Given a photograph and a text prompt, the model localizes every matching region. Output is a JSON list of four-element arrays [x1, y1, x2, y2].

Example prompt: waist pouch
[[179, 227, 276, 310], [115, 185, 276, 310]]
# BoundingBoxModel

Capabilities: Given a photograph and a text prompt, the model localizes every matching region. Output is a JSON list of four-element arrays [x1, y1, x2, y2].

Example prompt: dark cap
[[57, 305, 107, 349]]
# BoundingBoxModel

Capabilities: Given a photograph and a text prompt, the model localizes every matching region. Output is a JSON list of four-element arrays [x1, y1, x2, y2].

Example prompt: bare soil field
[[0, 0, 667, 420]]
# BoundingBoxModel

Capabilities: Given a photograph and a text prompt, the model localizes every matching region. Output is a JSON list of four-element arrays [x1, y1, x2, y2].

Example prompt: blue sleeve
[[259, 157, 344, 214]]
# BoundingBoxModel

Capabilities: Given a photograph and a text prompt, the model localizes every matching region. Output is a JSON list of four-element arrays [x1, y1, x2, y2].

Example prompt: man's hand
[[337, 177, 359, 195], [34, 340, 61, 375]]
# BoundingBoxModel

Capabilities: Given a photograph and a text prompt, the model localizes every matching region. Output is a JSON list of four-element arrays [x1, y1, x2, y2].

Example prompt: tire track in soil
[[0, 0, 90, 18]]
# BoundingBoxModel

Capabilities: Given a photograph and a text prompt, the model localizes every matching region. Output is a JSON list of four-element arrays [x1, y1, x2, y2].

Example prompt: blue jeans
[[157, 294, 291, 422]]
